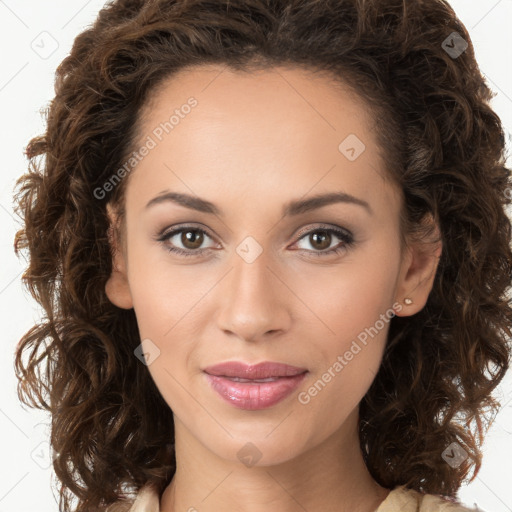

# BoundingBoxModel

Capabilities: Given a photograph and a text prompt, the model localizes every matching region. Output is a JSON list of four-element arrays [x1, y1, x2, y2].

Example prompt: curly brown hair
[[13, 0, 512, 510]]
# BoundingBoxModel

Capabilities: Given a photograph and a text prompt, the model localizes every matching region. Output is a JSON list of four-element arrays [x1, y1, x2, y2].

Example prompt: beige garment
[[106, 483, 483, 512], [377, 485, 482, 512]]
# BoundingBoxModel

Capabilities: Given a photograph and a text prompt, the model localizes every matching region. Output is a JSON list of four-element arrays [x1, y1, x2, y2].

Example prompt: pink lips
[[203, 361, 308, 410]]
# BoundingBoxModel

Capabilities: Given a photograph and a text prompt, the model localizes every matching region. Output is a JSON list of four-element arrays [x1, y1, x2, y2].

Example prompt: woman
[[13, 0, 512, 511]]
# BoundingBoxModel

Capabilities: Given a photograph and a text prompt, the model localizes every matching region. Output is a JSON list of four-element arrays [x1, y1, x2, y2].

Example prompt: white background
[[0, 1, 511, 511]]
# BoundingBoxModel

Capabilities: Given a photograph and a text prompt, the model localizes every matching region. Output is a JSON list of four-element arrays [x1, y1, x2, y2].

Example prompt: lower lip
[[204, 372, 307, 410]]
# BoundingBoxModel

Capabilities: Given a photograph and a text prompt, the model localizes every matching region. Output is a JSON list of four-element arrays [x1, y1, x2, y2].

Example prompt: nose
[[215, 249, 292, 343]]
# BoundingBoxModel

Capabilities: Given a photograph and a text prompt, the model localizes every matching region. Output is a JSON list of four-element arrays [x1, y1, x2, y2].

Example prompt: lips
[[203, 361, 308, 379], [203, 361, 308, 410]]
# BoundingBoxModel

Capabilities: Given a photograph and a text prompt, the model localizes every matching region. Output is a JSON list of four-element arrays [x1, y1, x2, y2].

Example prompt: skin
[[105, 64, 442, 512]]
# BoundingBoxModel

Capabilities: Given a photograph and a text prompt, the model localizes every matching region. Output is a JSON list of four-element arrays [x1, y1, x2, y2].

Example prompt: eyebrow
[[145, 190, 373, 216]]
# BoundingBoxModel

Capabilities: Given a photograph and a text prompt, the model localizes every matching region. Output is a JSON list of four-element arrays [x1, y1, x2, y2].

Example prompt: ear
[[393, 213, 442, 316], [104, 203, 133, 309]]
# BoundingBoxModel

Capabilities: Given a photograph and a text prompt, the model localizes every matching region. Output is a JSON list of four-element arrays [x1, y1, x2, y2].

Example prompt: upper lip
[[203, 361, 308, 379]]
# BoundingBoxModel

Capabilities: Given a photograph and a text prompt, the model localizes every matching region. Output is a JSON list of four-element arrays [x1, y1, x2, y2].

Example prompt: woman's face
[[106, 64, 439, 465]]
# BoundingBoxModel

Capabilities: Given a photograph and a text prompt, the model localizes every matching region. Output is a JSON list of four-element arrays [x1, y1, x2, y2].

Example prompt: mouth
[[217, 376, 286, 383], [203, 360, 308, 379], [202, 361, 308, 410]]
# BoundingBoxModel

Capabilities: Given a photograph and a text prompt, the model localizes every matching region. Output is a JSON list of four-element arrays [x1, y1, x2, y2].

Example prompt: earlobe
[[394, 214, 442, 317], [104, 205, 134, 310]]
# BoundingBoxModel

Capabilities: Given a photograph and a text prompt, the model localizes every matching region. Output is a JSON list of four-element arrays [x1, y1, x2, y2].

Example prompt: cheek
[[290, 249, 399, 348], [293, 269, 395, 427], [291, 249, 399, 410], [126, 247, 211, 402], [126, 241, 210, 338]]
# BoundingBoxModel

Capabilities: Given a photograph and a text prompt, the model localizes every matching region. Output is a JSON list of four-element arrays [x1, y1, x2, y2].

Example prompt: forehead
[[140, 64, 376, 143], [127, 64, 400, 220]]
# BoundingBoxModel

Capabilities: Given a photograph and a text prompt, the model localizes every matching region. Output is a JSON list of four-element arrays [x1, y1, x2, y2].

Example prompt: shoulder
[[376, 485, 485, 512]]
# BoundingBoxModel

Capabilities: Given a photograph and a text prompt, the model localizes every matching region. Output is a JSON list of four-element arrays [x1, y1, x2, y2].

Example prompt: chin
[[209, 427, 312, 467]]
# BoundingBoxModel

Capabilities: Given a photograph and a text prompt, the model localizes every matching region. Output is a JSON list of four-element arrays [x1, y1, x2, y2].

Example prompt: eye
[[157, 226, 217, 257], [156, 224, 355, 258], [292, 225, 354, 257]]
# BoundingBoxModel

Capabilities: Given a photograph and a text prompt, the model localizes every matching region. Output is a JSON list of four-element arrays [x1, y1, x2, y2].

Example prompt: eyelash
[[156, 224, 355, 258]]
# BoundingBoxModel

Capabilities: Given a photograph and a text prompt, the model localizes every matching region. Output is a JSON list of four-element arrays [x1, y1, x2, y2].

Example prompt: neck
[[160, 408, 390, 512]]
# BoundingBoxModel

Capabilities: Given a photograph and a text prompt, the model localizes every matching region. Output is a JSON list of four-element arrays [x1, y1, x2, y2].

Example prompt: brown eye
[[180, 229, 204, 250], [158, 226, 216, 257], [294, 226, 355, 257], [157, 224, 354, 259], [308, 230, 332, 251]]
